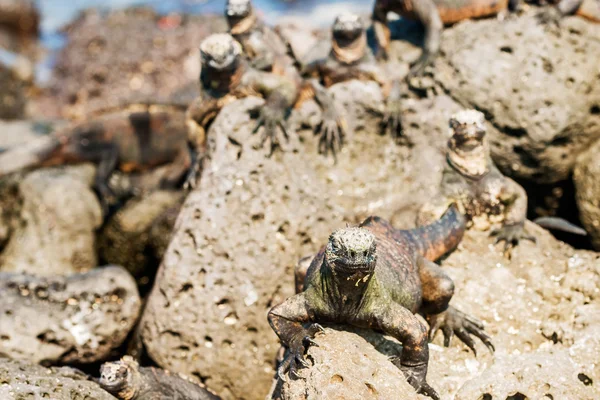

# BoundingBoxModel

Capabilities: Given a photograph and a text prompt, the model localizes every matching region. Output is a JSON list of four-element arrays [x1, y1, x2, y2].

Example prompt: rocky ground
[[0, 3, 599, 400]]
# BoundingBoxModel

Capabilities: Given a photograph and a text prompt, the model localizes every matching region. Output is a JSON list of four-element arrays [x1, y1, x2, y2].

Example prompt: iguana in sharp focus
[[372, 0, 522, 76], [99, 356, 221, 400], [0, 103, 191, 214], [269, 206, 494, 399], [298, 12, 405, 158], [184, 33, 299, 188], [416, 109, 586, 257]]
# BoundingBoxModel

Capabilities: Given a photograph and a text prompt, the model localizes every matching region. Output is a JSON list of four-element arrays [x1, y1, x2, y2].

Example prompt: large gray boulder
[[574, 139, 600, 250], [0, 358, 116, 400], [0, 266, 141, 364], [436, 13, 600, 184]]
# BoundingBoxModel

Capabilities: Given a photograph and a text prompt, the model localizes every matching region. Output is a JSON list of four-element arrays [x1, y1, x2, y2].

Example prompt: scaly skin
[[538, 0, 600, 24], [416, 110, 585, 257], [372, 0, 518, 76], [184, 33, 299, 188], [269, 207, 494, 399], [99, 356, 221, 400], [0, 103, 191, 214], [300, 13, 405, 159]]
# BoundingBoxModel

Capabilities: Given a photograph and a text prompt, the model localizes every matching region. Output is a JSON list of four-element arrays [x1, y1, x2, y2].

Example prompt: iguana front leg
[[491, 177, 535, 254], [309, 79, 348, 161], [410, 0, 443, 77], [382, 79, 405, 140], [365, 303, 439, 399], [268, 292, 324, 379], [248, 70, 298, 155], [372, 2, 391, 60]]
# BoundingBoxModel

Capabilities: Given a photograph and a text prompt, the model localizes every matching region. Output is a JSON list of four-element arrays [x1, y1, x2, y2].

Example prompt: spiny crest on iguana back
[[333, 12, 364, 33], [200, 33, 242, 69], [226, 0, 252, 17], [449, 109, 485, 131], [326, 227, 376, 265]]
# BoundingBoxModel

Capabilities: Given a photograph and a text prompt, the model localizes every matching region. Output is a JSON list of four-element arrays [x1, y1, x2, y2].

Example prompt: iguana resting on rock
[[269, 207, 494, 399], [538, 0, 600, 23], [299, 12, 405, 158], [416, 109, 586, 255], [184, 33, 299, 188], [0, 103, 191, 214], [225, 0, 298, 77], [99, 356, 221, 400], [372, 0, 520, 76]]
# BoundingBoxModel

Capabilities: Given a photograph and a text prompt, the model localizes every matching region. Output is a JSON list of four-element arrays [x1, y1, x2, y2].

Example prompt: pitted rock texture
[[0, 164, 102, 275], [294, 80, 460, 228], [435, 13, 600, 184], [45, 8, 226, 118], [98, 190, 185, 282], [140, 97, 345, 400], [455, 352, 598, 399], [574, 139, 600, 250], [0, 358, 116, 400], [0, 266, 141, 364], [273, 327, 419, 400]]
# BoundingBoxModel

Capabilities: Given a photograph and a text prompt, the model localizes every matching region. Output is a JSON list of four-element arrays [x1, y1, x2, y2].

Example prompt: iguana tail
[[0, 135, 62, 177], [533, 216, 587, 236], [404, 205, 466, 261]]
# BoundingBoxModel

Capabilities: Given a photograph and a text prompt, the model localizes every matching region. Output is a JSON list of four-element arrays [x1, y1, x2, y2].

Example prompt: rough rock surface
[[574, 139, 600, 250], [435, 13, 600, 184], [274, 327, 419, 400], [44, 8, 226, 118], [0, 165, 102, 275], [140, 97, 345, 400], [0, 266, 141, 364], [0, 358, 116, 400], [455, 351, 598, 399], [98, 189, 185, 282]]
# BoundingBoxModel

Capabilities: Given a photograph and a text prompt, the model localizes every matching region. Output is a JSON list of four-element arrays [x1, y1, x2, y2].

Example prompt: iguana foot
[[383, 98, 405, 141], [316, 114, 347, 162], [427, 306, 495, 356], [491, 222, 536, 254], [277, 323, 324, 381], [400, 363, 440, 400], [252, 103, 290, 157], [537, 7, 562, 27], [183, 157, 203, 191]]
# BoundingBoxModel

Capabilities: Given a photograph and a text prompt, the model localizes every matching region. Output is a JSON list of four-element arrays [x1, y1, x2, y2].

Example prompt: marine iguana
[[299, 12, 405, 158], [269, 207, 494, 399], [184, 33, 299, 188], [0, 103, 191, 214], [372, 0, 520, 76], [416, 109, 586, 256], [538, 0, 600, 23], [99, 356, 221, 400]]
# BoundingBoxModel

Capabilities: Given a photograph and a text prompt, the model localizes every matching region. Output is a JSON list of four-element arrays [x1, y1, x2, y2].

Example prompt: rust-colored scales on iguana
[[373, 0, 518, 76], [0, 103, 191, 212], [271, 206, 494, 400]]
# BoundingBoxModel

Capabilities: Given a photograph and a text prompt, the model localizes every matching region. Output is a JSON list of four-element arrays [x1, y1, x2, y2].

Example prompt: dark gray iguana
[[184, 33, 299, 188], [298, 12, 405, 158], [99, 356, 221, 400], [268, 207, 494, 399], [416, 109, 586, 257]]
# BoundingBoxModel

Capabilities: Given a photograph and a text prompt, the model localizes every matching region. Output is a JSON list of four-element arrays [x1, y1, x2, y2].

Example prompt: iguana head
[[99, 356, 139, 400], [200, 33, 242, 71], [447, 109, 490, 177], [332, 12, 364, 42], [325, 227, 377, 275], [225, 0, 256, 34]]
